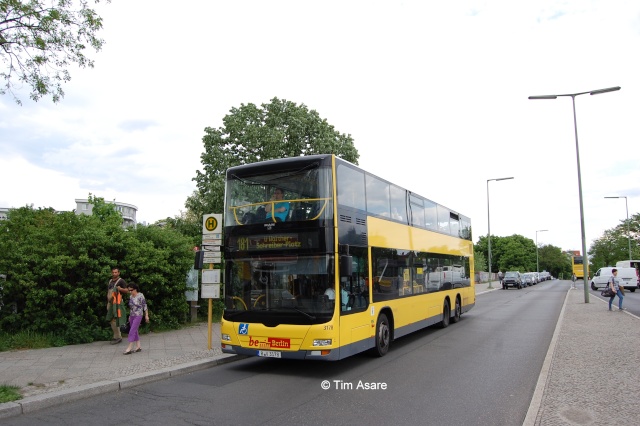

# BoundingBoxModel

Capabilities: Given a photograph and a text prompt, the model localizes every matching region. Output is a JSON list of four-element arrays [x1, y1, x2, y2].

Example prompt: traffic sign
[[202, 269, 221, 284], [202, 214, 222, 235], [203, 252, 222, 263], [201, 283, 220, 299]]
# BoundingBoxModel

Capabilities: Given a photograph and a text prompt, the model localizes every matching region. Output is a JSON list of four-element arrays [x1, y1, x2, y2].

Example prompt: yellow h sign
[[202, 214, 222, 235]]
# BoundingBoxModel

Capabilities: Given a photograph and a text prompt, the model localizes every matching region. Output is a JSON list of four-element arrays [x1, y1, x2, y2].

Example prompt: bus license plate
[[258, 350, 281, 358]]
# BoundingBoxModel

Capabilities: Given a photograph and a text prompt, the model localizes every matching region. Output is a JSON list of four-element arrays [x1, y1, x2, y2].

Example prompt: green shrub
[[0, 201, 194, 343], [0, 385, 22, 403]]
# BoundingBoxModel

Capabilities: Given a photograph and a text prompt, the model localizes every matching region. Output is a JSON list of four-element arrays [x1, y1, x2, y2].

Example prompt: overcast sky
[[1, 0, 638, 255]]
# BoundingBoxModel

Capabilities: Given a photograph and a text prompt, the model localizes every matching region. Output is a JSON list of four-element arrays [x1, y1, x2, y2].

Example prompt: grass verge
[[0, 331, 65, 352], [0, 385, 22, 403]]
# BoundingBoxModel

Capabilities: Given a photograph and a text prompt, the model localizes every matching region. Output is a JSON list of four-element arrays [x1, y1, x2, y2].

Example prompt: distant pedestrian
[[571, 273, 577, 289], [123, 283, 150, 355], [498, 271, 503, 287], [106, 268, 129, 344], [608, 268, 624, 311]]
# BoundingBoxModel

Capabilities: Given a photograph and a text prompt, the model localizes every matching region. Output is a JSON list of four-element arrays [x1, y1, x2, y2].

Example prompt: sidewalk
[[0, 321, 237, 418], [525, 284, 640, 425], [1, 281, 638, 423]]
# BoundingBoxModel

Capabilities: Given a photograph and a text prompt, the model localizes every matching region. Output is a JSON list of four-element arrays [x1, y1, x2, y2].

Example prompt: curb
[[0, 354, 245, 419], [522, 288, 569, 425]]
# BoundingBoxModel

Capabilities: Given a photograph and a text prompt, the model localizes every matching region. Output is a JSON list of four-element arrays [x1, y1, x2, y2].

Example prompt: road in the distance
[[5, 281, 567, 426]]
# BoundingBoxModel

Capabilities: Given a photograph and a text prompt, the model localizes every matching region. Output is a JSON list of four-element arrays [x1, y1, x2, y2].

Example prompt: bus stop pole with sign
[[202, 214, 223, 349], [202, 269, 221, 349]]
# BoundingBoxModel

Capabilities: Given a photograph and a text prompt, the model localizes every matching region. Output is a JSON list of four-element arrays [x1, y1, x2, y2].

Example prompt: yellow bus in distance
[[572, 255, 589, 279]]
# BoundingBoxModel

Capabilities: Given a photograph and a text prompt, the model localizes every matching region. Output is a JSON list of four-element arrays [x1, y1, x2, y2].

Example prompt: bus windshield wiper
[[225, 310, 248, 319], [284, 308, 316, 320]]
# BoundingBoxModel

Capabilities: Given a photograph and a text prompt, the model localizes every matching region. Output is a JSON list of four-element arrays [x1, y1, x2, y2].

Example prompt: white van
[[590, 267, 638, 292], [615, 260, 640, 269]]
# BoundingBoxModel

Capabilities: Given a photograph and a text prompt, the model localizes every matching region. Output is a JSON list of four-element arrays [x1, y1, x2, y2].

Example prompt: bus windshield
[[225, 255, 335, 324], [225, 161, 333, 226]]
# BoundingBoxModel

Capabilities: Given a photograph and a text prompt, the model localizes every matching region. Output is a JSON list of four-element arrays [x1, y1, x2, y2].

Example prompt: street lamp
[[529, 86, 620, 303], [536, 229, 548, 273], [604, 196, 631, 260], [487, 177, 514, 289]]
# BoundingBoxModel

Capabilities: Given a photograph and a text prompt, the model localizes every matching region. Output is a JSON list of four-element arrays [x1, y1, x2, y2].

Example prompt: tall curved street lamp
[[529, 86, 621, 303], [604, 196, 631, 261], [487, 177, 514, 289], [536, 229, 548, 273]]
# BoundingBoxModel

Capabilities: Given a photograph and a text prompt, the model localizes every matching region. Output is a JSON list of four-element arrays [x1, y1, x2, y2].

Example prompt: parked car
[[503, 271, 523, 289], [522, 273, 534, 286]]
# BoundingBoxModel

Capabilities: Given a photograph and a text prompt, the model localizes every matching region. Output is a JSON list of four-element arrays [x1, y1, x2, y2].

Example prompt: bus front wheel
[[373, 313, 390, 357]]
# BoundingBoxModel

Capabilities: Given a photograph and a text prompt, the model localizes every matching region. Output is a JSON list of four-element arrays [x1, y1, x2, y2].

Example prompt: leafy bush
[[0, 199, 193, 344]]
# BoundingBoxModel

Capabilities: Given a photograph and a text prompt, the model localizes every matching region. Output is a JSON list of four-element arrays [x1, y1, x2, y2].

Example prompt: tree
[[589, 212, 639, 270], [1, 0, 109, 104], [537, 244, 571, 278], [497, 235, 536, 272], [589, 229, 623, 271], [154, 210, 201, 246], [187, 97, 359, 219], [473, 250, 487, 276], [475, 234, 578, 278]]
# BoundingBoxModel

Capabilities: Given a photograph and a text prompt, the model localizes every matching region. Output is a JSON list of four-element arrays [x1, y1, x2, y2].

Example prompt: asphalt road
[[4, 281, 566, 426]]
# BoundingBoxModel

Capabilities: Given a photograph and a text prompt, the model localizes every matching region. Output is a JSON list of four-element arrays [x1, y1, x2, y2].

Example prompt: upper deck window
[[437, 206, 451, 234], [337, 165, 366, 211], [424, 199, 437, 230], [409, 194, 425, 227], [389, 185, 406, 222], [365, 174, 390, 217]]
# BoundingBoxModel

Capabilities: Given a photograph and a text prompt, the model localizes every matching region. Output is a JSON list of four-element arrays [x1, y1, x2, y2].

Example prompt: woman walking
[[608, 269, 625, 312], [123, 283, 150, 355]]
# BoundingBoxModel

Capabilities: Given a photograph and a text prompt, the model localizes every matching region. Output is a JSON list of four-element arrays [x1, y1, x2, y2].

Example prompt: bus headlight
[[313, 339, 332, 346], [221, 334, 231, 341]]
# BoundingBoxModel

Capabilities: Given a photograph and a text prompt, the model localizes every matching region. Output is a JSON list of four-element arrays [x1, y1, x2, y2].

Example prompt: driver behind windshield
[[265, 187, 290, 222]]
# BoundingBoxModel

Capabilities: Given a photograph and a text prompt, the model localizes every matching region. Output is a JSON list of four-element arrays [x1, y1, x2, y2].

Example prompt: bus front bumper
[[221, 343, 341, 361]]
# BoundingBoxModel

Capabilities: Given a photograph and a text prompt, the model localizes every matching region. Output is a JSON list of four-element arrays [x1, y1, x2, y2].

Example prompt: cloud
[[118, 120, 158, 132]]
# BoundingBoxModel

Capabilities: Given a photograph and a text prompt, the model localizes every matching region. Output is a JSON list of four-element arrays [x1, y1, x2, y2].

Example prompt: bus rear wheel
[[452, 298, 461, 323], [373, 313, 390, 357], [440, 300, 450, 328]]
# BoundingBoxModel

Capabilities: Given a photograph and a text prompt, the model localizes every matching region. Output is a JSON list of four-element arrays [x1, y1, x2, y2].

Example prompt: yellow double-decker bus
[[220, 155, 474, 360], [572, 255, 589, 279]]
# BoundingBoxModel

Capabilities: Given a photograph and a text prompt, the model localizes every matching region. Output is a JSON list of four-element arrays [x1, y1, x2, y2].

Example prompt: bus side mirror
[[340, 255, 353, 277]]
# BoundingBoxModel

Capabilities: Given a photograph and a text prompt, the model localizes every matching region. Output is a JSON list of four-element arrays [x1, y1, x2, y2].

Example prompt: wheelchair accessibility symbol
[[238, 323, 249, 335]]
